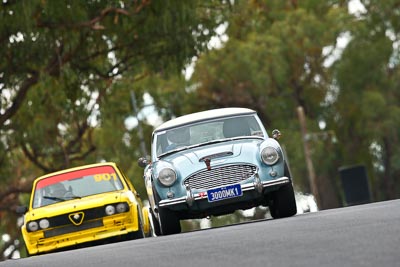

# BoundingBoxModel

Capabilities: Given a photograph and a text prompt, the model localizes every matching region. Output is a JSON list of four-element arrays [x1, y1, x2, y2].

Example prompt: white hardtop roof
[[154, 107, 256, 132]]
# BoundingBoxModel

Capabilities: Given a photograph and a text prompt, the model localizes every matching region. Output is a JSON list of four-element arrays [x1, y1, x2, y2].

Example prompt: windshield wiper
[[158, 139, 232, 158], [183, 136, 264, 150], [192, 138, 234, 147], [43, 196, 67, 202], [65, 195, 82, 199], [43, 195, 81, 202], [158, 137, 261, 159]]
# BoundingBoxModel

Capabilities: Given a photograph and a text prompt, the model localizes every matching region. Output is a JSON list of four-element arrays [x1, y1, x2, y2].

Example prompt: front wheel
[[154, 189, 181, 235], [126, 228, 144, 240], [269, 182, 297, 219], [158, 206, 181, 235]]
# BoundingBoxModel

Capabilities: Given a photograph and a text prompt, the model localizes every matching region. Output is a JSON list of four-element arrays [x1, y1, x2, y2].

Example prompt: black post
[[339, 165, 371, 206]]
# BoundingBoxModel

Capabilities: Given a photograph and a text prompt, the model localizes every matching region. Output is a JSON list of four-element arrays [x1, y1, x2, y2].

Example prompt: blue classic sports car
[[138, 108, 297, 235]]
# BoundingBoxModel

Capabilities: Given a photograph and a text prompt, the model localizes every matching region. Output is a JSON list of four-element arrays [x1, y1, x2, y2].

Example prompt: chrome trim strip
[[158, 177, 290, 207]]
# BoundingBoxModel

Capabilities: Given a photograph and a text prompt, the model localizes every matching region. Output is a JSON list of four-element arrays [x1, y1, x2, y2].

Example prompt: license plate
[[207, 184, 242, 202]]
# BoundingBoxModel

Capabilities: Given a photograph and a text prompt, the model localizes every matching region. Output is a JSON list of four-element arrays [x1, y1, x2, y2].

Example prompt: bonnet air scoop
[[199, 151, 234, 171], [199, 151, 234, 162]]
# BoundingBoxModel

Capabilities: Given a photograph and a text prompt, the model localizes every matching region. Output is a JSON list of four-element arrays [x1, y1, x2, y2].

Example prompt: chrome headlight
[[39, 219, 50, 229], [116, 203, 128, 213], [105, 205, 116, 215], [27, 221, 39, 232], [158, 168, 177, 187], [261, 146, 280, 165]]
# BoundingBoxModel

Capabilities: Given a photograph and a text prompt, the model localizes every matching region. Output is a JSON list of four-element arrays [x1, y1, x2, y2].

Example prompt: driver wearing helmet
[[49, 183, 68, 198]]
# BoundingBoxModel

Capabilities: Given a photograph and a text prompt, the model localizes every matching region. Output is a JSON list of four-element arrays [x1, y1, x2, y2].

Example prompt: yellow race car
[[17, 162, 150, 256]]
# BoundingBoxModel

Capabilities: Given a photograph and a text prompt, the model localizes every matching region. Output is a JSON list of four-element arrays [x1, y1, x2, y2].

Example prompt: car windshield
[[155, 114, 265, 157], [32, 165, 124, 208]]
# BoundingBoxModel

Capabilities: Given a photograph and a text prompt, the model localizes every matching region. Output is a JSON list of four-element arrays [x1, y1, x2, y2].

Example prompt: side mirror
[[138, 157, 150, 168], [16, 205, 28, 214], [272, 129, 281, 140]]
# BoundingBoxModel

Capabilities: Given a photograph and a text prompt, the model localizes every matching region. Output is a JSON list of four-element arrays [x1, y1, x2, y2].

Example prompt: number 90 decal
[[93, 173, 118, 182]]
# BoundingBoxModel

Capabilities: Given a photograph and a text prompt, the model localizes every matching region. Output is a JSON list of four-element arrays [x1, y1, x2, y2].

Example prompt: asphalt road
[[2, 199, 400, 267]]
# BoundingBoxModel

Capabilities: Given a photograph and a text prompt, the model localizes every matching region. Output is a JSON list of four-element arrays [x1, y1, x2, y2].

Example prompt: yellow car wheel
[[141, 206, 151, 236]]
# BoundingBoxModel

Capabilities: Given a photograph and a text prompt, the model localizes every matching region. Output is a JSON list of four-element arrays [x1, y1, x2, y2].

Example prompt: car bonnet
[[155, 138, 263, 180]]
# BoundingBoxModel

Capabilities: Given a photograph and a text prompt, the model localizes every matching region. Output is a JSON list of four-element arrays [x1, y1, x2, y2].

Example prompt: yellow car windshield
[[32, 166, 124, 208]]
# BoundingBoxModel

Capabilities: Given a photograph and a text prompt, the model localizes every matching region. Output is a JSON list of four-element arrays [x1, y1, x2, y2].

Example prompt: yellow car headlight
[[105, 205, 116, 215], [39, 219, 50, 229], [105, 203, 129, 216], [116, 203, 128, 213], [27, 221, 39, 232]]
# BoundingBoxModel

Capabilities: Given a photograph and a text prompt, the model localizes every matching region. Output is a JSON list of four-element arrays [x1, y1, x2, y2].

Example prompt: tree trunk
[[383, 138, 395, 199]]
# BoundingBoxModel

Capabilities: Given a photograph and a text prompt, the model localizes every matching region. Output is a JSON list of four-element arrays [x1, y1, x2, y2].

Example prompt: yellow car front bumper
[[23, 210, 141, 255]]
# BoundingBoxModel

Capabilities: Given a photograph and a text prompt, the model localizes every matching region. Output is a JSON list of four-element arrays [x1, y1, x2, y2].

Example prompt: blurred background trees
[[0, 0, 229, 258], [1, 0, 400, 259]]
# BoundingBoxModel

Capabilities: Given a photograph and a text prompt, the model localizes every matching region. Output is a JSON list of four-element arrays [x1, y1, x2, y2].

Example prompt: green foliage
[[188, 1, 351, 207], [0, 0, 229, 181], [0, 0, 230, 258], [331, 0, 400, 200], [183, 0, 399, 206]]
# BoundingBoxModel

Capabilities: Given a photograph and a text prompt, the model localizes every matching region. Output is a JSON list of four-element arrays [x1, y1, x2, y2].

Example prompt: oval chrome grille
[[184, 164, 257, 190]]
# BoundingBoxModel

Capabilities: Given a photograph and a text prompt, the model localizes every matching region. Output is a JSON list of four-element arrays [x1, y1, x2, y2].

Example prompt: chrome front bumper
[[158, 176, 290, 207]]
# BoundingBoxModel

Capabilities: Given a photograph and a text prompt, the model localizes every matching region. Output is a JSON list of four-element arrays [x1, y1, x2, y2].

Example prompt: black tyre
[[158, 206, 181, 235], [269, 182, 297, 219], [270, 162, 297, 218], [127, 228, 145, 239], [153, 188, 181, 235]]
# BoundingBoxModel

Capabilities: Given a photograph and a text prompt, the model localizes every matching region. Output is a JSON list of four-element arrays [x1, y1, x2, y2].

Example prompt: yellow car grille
[[183, 164, 257, 190], [44, 219, 103, 238], [44, 207, 105, 228], [39, 206, 107, 238]]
